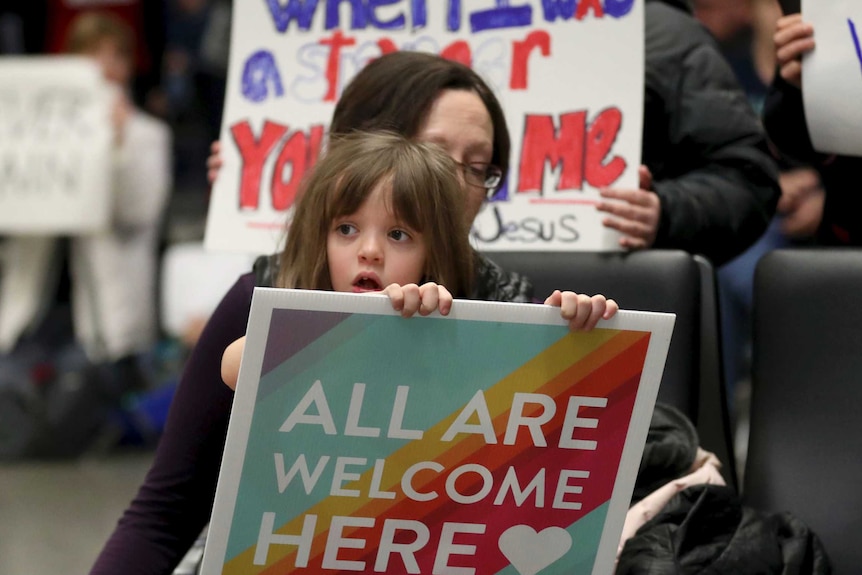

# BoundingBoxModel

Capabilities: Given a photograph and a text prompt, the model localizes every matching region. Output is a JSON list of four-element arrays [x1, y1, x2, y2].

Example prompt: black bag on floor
[[0, 343, 116, 460]]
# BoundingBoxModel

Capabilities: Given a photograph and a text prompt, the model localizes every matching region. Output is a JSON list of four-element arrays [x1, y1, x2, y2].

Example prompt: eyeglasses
[[456, 161, 503, 197]]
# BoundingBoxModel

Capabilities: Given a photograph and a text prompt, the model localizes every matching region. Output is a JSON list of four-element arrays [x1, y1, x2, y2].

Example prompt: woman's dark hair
[[331, 51, 511, 191], [277, 131, 474, 297]]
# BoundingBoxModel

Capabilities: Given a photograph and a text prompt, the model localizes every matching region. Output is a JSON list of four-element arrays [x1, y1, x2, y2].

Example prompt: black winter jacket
[[620, 404, 832, 574], [644, 0, 780, 265], [618, 485, 832, 575]]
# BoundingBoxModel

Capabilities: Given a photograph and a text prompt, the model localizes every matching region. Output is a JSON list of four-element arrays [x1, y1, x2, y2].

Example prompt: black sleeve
[[762, 74, 829, 165], [90, 274, 254, 575], [645, 9, 781, 265], [471, 252, 535, 303]]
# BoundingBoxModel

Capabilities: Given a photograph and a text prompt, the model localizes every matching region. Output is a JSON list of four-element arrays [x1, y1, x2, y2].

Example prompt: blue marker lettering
[[470, 0, 533, 33], [448, 0, 462, 32], [265, 0, 319, 33], [411, 0, 427, 29], [849, 18, 862, 76], [367, 0, 406, 30], [540, 0, 576, 22], [325, 0, 367, 30], [241, 50, 284, 103], [604, 0, 635, 18]]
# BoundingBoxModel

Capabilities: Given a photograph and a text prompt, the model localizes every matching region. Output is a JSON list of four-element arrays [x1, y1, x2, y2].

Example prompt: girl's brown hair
[[276, 131, 474, 296]]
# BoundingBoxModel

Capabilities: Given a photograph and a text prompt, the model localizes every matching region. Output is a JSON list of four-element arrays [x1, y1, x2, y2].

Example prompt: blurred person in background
[[0, 11, 172, 395], [693, 0, 824, 412]]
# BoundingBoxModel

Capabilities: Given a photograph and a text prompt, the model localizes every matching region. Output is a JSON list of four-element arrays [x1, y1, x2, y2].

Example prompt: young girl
[[221, 131, 618, 389]]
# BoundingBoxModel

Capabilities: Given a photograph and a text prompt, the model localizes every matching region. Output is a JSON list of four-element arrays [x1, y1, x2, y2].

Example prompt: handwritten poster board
[[201, 289, 673, 575], [802, 0, 862, 155], [0, 57, 113, 233], [205, 1, 645, 254]]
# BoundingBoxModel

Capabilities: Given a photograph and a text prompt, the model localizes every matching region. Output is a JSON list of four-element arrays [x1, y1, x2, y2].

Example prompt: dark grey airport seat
[[486, 250, 736, 489], [744, 248, 862, 574]]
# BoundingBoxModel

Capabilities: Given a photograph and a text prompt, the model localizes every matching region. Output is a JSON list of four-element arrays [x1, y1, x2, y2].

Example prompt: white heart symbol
[[498, 525, 573, 575]]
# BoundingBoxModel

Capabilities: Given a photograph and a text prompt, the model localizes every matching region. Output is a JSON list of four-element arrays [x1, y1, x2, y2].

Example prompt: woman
[[90, 52, 605, 575]]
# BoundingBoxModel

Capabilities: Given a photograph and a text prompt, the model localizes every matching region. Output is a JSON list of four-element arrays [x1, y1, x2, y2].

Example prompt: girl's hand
[[207, 140, 223, 186], [544, 290, 618, 332], [221, 335, 246, 390], [383, 282, 453, 317], [775, 14, 815, 89]]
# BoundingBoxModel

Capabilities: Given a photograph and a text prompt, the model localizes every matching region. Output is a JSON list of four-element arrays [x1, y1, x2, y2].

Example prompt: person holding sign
[[764, 12, 862, 245], [91, 52, 616, 575], [610, 0, 780, 264], [220, 131, 618, 390], [0, 13, 171, 384]]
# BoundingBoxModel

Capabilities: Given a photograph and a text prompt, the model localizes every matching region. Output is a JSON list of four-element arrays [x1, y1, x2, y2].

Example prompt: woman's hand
[[775, 14, 815, 88], [544, 290, 618, 331], [207, 140, 223, 186], [382, 282, 453, 317]]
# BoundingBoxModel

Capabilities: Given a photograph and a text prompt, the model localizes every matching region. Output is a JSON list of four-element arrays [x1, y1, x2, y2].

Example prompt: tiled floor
[[0, 450, 154, 575]]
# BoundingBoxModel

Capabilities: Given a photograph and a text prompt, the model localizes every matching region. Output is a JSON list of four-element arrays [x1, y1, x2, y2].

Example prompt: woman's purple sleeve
[[90, 273, 256, 575]]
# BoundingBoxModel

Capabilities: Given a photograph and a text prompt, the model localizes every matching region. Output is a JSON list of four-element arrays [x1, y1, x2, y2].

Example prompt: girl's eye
[[389, 229, 411, 242], [336, 223, 357, 236]]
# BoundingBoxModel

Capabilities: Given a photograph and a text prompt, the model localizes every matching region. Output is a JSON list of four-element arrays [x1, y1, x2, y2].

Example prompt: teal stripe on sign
[[225, 313, 570, 560]]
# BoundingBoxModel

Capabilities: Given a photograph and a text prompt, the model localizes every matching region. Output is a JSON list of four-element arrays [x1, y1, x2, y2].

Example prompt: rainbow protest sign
[[202, 289, 673, 575]]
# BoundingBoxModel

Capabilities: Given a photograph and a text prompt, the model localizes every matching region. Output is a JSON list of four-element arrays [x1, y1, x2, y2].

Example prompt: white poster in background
[[802, 0, 862, 155], [0, 57, 113, 234], [205, 0, 645, 255]]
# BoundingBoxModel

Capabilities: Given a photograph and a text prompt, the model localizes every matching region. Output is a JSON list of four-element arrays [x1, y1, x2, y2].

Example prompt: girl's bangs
[[326, 169, 378, 220], [326, 163, 426, 234], [387, 167, 430, 232]]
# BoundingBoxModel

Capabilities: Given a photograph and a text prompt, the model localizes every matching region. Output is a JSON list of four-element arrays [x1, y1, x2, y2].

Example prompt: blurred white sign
[[0, 57, 113, 233], [802, 0, 862, 155], [205, 0, 645, 254]]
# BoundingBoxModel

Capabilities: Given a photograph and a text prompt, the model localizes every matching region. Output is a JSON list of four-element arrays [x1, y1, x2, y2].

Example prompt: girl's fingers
[[603, 299, 619, 320], [544, 289, 562, 307], [383, 283, 405, 312], [436, 286, 454, 316], [387, 283, 454, 317], [563, 293, 594, 331], [400, 284, 421, 317], [556, 293, 617, 331], [418, 283, 439, 316]]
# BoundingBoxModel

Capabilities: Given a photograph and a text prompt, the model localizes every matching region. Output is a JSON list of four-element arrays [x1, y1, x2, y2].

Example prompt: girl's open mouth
[[352, 273, 383, 292]]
